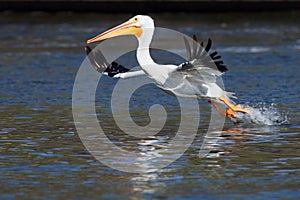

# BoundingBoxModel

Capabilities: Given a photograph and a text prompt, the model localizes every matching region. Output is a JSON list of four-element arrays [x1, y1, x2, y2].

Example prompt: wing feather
[[183, 37, 192, 60], [85, 46, 129, 77], [180, 36, 228, 74]]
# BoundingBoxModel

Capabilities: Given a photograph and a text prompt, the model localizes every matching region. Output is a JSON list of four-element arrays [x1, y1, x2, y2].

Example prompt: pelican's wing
[[85, 46, 145, 79], [85, 46, 128, 76], [179, 36, 228, 76]]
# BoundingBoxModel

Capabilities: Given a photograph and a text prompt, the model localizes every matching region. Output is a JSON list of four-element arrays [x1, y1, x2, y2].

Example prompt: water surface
[[1, 11, 300, 199]]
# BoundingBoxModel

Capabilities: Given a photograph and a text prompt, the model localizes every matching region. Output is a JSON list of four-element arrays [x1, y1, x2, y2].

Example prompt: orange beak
[[87, 20, 142, 44]]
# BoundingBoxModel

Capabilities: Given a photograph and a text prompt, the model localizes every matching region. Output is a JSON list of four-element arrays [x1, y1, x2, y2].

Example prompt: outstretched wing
[[164, 35, 228, 97], [180, 36, 228, 76], [85, 46, 129, 77]]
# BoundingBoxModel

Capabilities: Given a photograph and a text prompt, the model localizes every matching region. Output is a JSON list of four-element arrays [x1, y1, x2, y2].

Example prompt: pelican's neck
[[136, 27, 156, 67], [136, 25, 172, 85]]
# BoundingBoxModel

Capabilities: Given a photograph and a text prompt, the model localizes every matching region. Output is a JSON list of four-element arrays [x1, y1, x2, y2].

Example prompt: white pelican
[[86, 15, 249, 118]]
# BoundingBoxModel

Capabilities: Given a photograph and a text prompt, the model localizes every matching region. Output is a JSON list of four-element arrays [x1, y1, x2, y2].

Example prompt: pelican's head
[[87, 15, 154, 44]]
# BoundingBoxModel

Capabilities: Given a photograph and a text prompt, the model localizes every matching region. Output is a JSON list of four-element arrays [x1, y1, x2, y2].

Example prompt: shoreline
[[1, 0, 300, 13]]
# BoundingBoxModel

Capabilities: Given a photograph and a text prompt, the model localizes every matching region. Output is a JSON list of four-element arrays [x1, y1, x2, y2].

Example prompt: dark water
[[1, 11, 300, 199]]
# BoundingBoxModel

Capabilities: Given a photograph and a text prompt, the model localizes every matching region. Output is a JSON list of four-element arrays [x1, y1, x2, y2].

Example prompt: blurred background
[[1, 0, 300, 12]]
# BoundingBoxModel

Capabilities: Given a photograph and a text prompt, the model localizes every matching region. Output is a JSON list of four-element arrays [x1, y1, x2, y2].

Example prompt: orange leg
[[208, 100, 226, 116], [209, 100, 239, 118], [219, 96, 250, 114]]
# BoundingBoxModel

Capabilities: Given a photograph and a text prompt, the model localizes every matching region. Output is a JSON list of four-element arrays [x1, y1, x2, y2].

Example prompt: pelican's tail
[[226, 91, 237, 99]]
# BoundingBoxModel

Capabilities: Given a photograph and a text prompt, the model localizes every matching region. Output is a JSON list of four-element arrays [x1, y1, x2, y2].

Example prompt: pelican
[[86, 15, 249, 118]]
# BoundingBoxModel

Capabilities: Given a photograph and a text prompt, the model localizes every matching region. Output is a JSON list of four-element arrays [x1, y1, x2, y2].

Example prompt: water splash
[[231, 103, 289, 126]]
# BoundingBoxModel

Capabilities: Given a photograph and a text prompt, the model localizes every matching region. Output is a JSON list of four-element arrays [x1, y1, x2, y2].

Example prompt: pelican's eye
[[133, 17, 139, 23]]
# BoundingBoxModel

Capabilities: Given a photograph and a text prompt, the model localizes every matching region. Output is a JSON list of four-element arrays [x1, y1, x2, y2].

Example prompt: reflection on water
[[1, 11, 300, 199]]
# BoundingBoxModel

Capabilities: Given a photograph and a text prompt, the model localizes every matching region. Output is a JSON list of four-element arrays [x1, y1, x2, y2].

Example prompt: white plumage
[[86, 15, 249, 118]]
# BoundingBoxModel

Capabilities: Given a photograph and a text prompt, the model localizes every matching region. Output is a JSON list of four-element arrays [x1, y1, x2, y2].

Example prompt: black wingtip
[[187, 35, 229, 73], [85, 46, 92, 55], [105, 62, 130, 77], [217, 64, 228, 73], [210, 51, 218, 58], [215, 60, 228, 72], [84, 46, 130, 76], [205, 38, 212, 52], [204, 38, 228, 73], [192, 35, 197, 42]]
